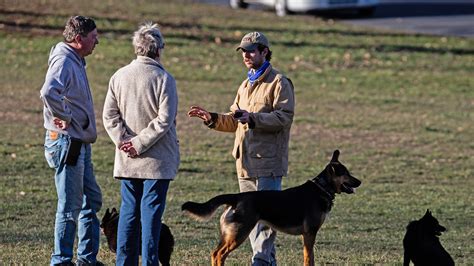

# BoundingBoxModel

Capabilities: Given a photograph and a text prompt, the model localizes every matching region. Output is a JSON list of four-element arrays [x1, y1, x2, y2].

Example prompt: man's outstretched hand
[[188, 106, 211, 122]]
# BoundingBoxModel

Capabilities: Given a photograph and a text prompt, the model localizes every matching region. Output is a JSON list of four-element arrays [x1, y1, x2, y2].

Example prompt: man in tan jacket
[[188, 31, 295, 266]]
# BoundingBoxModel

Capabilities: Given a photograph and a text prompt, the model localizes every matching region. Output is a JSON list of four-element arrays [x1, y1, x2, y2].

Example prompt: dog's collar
[[309, 178, 335, 210], [313, 178, 335, 198]]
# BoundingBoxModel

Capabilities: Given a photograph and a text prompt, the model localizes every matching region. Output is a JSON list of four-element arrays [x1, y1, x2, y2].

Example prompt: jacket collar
[[134, 56, 165, 70], [50, 42, 86, 67]]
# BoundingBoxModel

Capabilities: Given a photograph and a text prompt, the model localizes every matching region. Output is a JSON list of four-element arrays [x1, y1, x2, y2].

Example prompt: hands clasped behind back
[[119, 140, 138, 158]]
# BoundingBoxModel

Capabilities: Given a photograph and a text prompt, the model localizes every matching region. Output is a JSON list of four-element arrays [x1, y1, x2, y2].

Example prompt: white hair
[[132, 22, 164, 58]]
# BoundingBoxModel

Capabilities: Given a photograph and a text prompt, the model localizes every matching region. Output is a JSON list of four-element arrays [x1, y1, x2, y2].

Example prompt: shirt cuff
[[204, 112, 218, 128], [248, 114, 255, 129]]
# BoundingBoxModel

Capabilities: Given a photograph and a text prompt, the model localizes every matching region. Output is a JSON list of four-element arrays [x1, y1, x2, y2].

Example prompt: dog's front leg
[[302, 233, 316, 266], [403, 250, 410, 266]]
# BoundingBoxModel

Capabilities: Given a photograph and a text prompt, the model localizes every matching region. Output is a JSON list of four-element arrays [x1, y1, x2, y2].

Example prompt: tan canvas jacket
[[212, 65, 295, 178]]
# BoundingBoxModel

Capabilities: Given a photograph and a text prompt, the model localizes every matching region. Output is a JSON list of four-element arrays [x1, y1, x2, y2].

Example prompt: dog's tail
[[181, 194, 239, 221]]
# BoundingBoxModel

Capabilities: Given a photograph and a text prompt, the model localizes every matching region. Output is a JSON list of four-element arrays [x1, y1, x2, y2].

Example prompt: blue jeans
[[116, 179, 170, 266], [44, 130, 102, 265], [239, 176, 282, 266]]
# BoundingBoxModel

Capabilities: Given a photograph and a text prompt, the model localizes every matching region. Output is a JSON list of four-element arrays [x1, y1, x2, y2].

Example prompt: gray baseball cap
[[236, 32, 269, 51]]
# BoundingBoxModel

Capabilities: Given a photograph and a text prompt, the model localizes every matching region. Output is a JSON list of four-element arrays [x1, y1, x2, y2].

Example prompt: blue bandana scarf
[[247, 61, 270, 85]]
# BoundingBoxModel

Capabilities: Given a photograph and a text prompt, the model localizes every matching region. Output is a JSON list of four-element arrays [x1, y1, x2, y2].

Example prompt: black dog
[[403, 209, 454, 266], [182, 150, 361, 266], [100, 208, 174, 266]]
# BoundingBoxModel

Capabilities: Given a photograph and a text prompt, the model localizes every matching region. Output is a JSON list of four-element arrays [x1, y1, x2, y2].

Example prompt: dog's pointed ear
[[325, 164, 336, 177], [423, 209, 432, 218], [331, 150, 340, 162], [103, 208, 110, 220]]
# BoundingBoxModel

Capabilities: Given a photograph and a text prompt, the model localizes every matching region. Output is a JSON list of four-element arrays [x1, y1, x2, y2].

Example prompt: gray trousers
[[238, 176, 282, 266]]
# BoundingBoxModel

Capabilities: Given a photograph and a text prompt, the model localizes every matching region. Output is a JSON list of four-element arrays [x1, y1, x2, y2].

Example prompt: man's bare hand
[[53, 117, 69, 130], [188, 106, 211, 122], [119, 141, 138, 158]]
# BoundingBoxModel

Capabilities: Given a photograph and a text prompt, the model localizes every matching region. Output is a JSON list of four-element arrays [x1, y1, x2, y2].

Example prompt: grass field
[[1, 0, 473, 264]]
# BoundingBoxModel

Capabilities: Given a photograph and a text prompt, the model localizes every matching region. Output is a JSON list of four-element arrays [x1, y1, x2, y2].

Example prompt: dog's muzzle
[[342, 175, 361, 194]]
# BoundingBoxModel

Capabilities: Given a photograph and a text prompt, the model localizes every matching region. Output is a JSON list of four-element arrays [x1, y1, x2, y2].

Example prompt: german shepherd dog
[[182, 150, 361, 266], [100, 208, 175, 266], [403, 209, 454, 266]]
